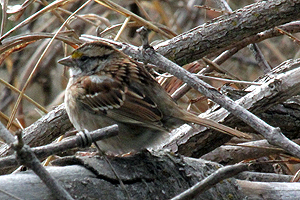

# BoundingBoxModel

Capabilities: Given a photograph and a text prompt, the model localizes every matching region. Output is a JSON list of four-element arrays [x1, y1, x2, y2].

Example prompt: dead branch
[[0, 151, 245, 200], [154, 0, 300, 65]]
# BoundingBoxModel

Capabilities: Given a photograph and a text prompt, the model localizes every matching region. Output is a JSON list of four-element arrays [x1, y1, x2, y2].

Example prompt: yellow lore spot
[[71, 51, 83, 59]]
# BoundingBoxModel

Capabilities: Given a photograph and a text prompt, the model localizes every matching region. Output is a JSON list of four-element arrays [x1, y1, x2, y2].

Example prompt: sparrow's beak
[[58, 56, 74, 67]]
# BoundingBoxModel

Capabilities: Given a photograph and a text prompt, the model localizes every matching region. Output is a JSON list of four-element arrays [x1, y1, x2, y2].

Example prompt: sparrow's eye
[[79, 55, 88, 62]]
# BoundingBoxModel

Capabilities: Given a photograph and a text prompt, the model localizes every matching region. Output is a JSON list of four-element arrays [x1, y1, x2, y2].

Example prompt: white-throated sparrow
[[59, 41, 250, 155]]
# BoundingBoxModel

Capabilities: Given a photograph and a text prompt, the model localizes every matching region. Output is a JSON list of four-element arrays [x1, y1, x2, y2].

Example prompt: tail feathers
[[181, 113, 251, 139]]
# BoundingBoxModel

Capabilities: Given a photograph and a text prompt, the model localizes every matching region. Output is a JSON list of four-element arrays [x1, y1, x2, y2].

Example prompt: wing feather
[[77, 72, 164, 129]]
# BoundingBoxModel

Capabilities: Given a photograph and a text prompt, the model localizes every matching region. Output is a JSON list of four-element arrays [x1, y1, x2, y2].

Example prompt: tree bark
[[237, 180, 300, 200], [0, 151, 245, 200], [154, 0, 300, 65]]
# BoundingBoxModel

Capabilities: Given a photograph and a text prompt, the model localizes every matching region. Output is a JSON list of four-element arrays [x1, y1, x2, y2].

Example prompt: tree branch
[[154, 0, 300, 65]]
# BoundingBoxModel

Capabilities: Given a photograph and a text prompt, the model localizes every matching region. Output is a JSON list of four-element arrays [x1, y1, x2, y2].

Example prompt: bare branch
[[155, 0, 300, 65], [171, 163, 251, 200], [0, 125, 118, 171], [12, 130, 74, 200]]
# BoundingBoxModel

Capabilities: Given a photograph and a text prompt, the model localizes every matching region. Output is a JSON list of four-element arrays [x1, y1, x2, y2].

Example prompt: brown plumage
[[59, 41, 250, 155]]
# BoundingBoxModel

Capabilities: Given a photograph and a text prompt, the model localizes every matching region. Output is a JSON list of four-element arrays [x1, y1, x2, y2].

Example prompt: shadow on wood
[[0, 151, 244, 200]]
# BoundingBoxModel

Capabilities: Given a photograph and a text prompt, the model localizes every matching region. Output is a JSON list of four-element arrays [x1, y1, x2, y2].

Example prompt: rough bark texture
[[237, 180, 300, 200], [0, 151, 245, 200], [155, 0, 300, 65], [2, 59, 300, 162], [166, 59, 300, 157], [0, 104, 73, 157], [1, 0, 300, 199], [237, 172, 293, 182], [1, 0, 300, 160]]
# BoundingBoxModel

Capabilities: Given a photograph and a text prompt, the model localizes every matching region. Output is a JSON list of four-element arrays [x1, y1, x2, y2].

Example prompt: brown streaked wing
[[112, 86, 163, 122], [78, 75, 164, 129], [78, 76, 125, 112]]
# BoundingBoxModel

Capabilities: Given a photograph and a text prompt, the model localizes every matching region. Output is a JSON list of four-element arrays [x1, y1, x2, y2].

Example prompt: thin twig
[[170, 55, 241, 101], [0, 122, 15, 144], [219, 0, 271, 73], [195, 75, 262, 85], [94, 0, 173, 39], [0, 111, 20, 129], [114, 16, 131, 41], [0, 0, 8, 36], [0, 0, 74, 42], [6, 0, 92, 129], [171, 163, 251, 200], [134, 0, 153, 22], [0, 125, 119, 170], [93, 142, 131, 199], [12, 132, 74, 200], [249, 43, 272, 73], [275, 26, 300, 45], [39, 0, 78, 39], [194, 5, 231, 14], [0, 78, 48, 113], [0, 188, 22, 200], [139, 43, 300, 159]]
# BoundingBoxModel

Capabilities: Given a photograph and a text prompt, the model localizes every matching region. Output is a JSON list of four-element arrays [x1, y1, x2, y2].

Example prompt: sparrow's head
[[58, 41, 122, 77]]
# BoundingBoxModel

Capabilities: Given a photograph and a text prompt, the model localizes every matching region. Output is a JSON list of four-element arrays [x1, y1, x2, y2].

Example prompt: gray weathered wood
[[0, 152, 245, 200], [237, 180, 300, 200]]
